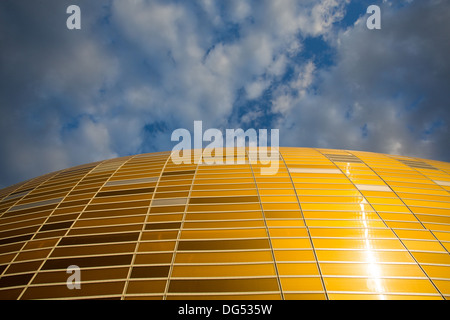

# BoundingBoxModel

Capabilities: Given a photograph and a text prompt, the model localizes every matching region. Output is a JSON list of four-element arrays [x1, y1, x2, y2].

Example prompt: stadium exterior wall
[[0, 147, 449, 300]]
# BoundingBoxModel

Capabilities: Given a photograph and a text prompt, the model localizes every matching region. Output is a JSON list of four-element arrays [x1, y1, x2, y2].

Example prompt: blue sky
[[0, 0, 449, 188]]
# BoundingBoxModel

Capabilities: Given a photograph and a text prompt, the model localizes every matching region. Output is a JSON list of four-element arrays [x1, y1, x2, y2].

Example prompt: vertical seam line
[[280, 150, 329, 300], [247, 148, 284, 300]]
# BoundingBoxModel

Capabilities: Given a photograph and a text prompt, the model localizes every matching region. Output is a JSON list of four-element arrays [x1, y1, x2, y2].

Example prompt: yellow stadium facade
[[0, 147, 449, 300]]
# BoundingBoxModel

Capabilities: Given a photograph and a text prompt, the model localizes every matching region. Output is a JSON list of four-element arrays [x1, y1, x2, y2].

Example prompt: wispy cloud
[[0, 0, 448, 188]]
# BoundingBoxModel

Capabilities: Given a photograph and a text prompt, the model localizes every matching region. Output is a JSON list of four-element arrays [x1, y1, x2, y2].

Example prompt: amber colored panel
[[193, 178, 254, 186], [423, 223, 450, 232], [189, 196, 259, 204], [157, 180, 193, 187], [279, 277, 324, 292], [432, 231, 450, 242], [154, 191, 190, 199], [59, 232, 140, 246], [412, 207, 450, 216], [126, 280, 167, 294], [273, 250, 316, 262], [188, 203, 261, 212], [2, 203, 59, 218], [162, 170, 195, 177], [178, 239, 270, 251], [327, 293, 442, 300], [146, 214, 183, 223], [191, 183, 255, 191], [22, 238, 59, 250], [0, 234, 33, 246], [52, 205, 87, 216], [141, 231, 179, 241], [301, 203, 372, 212], [257, 189, 297, 196], [271, 238, 312, 249], [401, 240, 447, 252], [384, 221, 425, 230], [69, 187, 101, 197], [266, 220, 305, 227], [5, 260, 43, 275], [264, 211, 303, 219], [74, 216, 146, 228], [0, 253, 17, 265], [134, 253, 174, 265], [284, 293, 327, 300], [85, 201, 150, 211], [96, 187, 154, 198], [438, 241, 450, 252], [309, 228, 395, 239], [21, 281, 125, 299], [46, 213, 79, 224], [421, 265, 450, 279], [33, 229, 67, 240], [312, 239, 404, 250], [0, 211, 49, 225], [323, 278, 439, 294], [315, 250, 415, 264], [39, 221, 73, 232], [180, 228, 267, 240], [302, 211, 381, 220], [277, 263, 320, 276], [191, 189, 258, 197], [0, 225, 40, 240], [175, 251, 273, 264], [145, 222, 182, 230], [68, 224, 142, 236], [185, 212, 263, 221], [155, 185, 191, 193], [411, 252, 450, 265], [81, 207, 148, 219], [0, 273, 34, 288], [0, 243, 24, 256], [168, 278, 279, 293], [319, 263, 426, 278], [138, 241, 176, 252], [42, 254, 133, 270], [433, 280, 450, 295], [51, 243, 136, 258], [171, 264, 276, 278], [259, 196, 299, 203], [262, 203, 301, 211], [33, 267, 130, 284], [57, 199, 90, 208], [0, 288, 23, 300], [0, 218, 46, 233], [125, 295, 164, 300], [183, 220, 265, 229], [378, 212, 419, 222], [150, 206, 186, 214], [130, 266, 170, 278], [171, 293, 279, 300]]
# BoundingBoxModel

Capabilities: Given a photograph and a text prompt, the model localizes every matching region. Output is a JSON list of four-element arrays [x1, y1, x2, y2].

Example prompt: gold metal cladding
[[0, 147, 449, 300]]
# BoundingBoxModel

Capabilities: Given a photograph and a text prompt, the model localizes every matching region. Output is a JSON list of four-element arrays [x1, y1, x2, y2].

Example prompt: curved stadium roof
[[0, 147, 449, 300]]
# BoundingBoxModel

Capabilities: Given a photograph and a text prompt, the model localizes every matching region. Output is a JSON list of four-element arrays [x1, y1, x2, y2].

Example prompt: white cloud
[[1, 0, 448, 189], [275, 1, 450, 160]]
